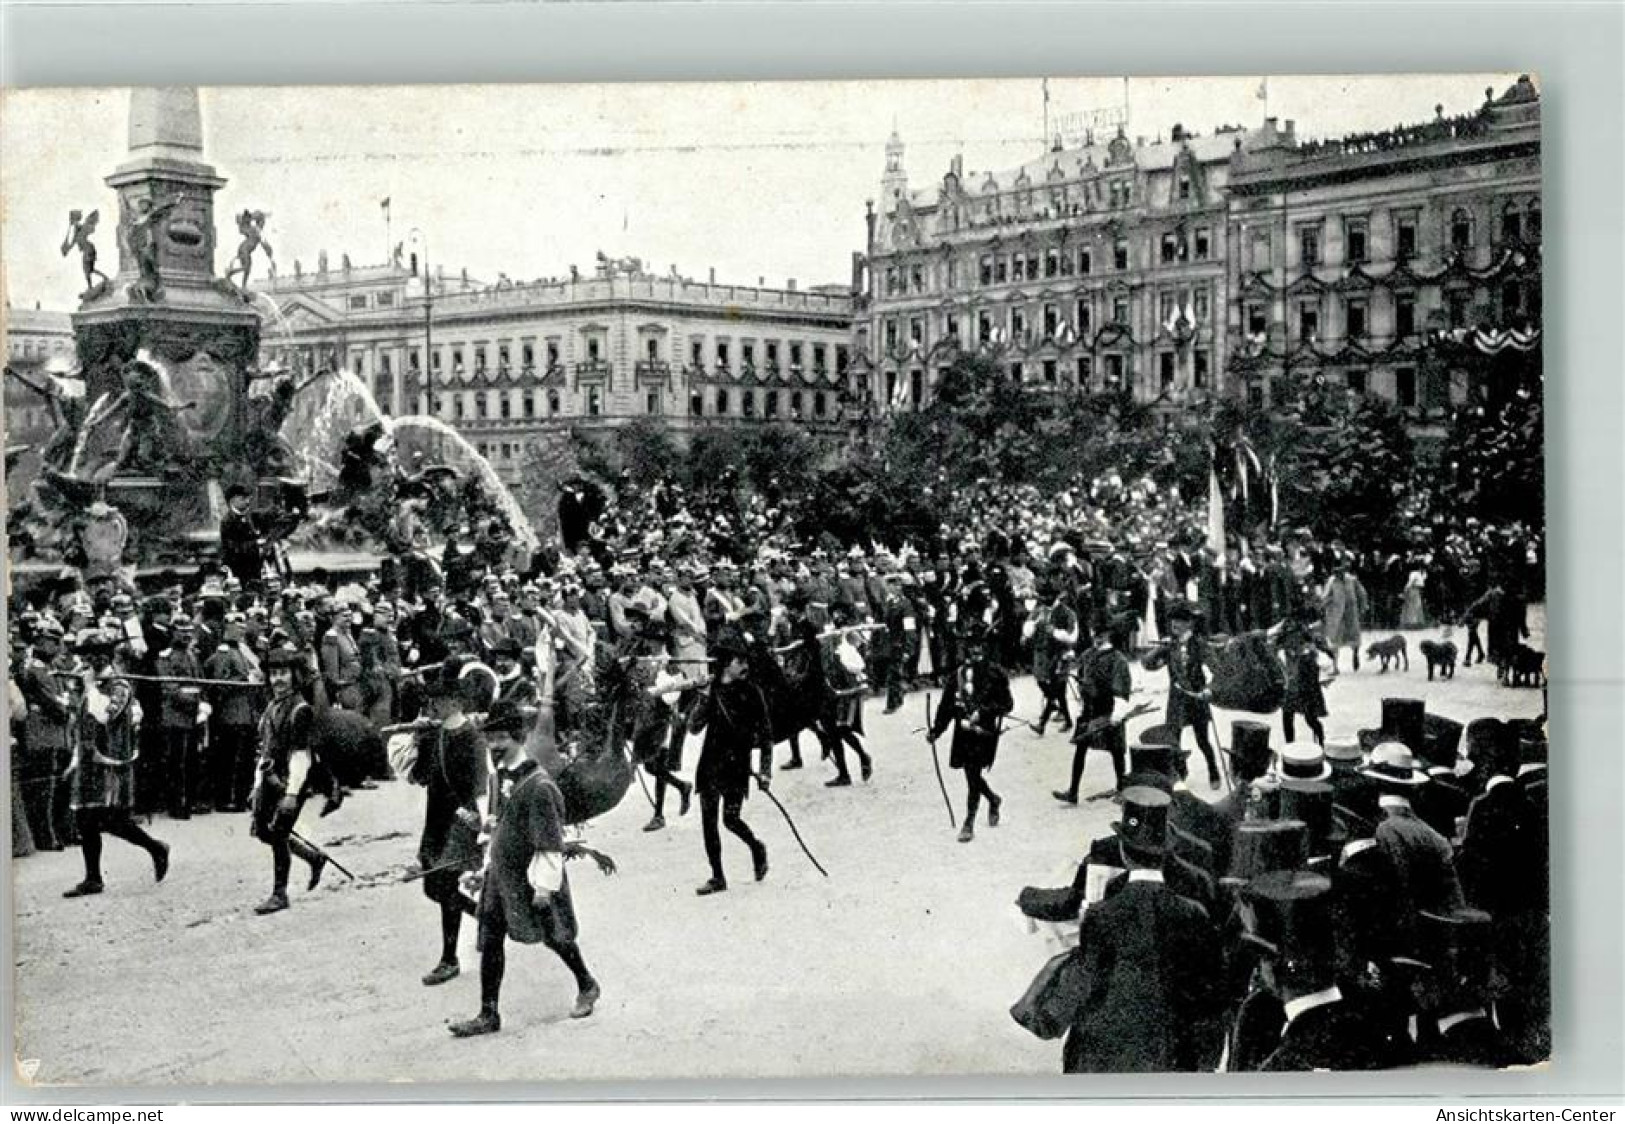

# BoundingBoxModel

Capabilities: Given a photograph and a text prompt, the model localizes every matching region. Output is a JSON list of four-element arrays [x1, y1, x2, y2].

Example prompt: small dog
[[1365, 635, 1409, 673], [1504, 643, 1546, 688], [1418, 639, 1458, 682]]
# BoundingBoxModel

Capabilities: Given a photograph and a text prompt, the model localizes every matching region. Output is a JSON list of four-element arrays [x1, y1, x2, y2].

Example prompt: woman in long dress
[[1399, 566, 1428, 630]]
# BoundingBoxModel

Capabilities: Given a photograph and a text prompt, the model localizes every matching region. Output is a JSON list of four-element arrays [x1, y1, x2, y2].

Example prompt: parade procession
[[3, 79, 1550, 1085]]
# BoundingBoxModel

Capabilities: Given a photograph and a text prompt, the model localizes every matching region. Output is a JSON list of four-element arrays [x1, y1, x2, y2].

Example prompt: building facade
[[855, 77, 1541, 422], [1224, 76, 1541, 419], [855, 121, 1254, 414], [3, 306, 78, 493], [259, 255, 857, 481]]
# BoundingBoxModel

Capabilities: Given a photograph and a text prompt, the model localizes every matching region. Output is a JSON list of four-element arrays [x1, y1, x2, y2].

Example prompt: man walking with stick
[[928, 622, 1013, 843], [688, 634, 773, 896], [249, 648, 330, 915]]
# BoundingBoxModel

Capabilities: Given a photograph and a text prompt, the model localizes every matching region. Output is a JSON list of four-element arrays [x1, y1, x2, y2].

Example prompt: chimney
[[708, 267, 716, 284], [787, 279, 797, 291], [759, 276, 765, 288]]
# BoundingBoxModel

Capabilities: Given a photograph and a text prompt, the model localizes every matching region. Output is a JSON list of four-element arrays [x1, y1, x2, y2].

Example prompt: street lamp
[[409, 227, 432, 416]]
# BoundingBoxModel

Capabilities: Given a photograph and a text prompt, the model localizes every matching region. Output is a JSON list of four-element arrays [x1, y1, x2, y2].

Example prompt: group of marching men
[[1013, 695, 1550, 1072], [7, 525, 1550, 1059]]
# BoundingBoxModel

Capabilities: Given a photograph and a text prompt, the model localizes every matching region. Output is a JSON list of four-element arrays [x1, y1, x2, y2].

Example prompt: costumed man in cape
[[928, 621, 1012, 844], [249, 647, 330, 915], [61, 629, 171, 899], [447, 665, 611, 1037], [410, 656, 489, 985], [688, 631, 773, 896]]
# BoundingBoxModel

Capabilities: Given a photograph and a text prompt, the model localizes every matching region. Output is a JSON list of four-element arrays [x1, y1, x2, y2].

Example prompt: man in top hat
[[1410, 907, 1514, 1067], [927, 622, 1012, 843], [1061, 786, 1225, 1073], [1244, 871, 1402, 1070], [62, 629, 171, 898], [447, 692, 607, 1038], [220, 483, 267, 588], [1054, 617, 1132, 804], [687, 632, 773, 896], [409, 656, 489, 983], [249, 648, 330, 914], [1415, 715, 1470, 842], [1362, 743, 1466, 928], [1141, 601, 1221, 790]]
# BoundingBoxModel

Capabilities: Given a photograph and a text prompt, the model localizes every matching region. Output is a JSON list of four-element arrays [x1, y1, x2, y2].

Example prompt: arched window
[[1450, 208, 1474, 251], [546, 389, 560, 415], [716, 388, 730, 415], [1500, 200, 1523, 243]]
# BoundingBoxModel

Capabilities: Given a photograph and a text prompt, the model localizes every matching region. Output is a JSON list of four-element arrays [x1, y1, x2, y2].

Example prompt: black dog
[[1365, 635, 1409, 673], [1418, 639, 1458, 682], [1505, 643, 1546, 688]]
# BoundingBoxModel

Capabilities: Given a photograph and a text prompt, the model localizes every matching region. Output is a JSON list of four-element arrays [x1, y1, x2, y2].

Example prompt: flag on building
[[380, 197, 391, 214], [1256, 78, 1268, 102]]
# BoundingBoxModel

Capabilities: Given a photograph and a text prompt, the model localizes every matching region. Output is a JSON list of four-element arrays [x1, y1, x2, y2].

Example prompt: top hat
[[1464, 718, 1508, 764], [1129, 739, 1188, 784], [1420, 714, 1465, 771], [1506, 718, 1547, 767], [1112, 785, 1172, 861], [1359, 697, 1427, 754], [1138, 723, 1181, 748], [1226, 818, 1309, 884], [1416, 906, 1497, 988], [1329, 775, 1383, 845], [1362, 742, 1430, 787], [1243, 870, 1337, 974], [1278, 779, 1335, 857], [1278, 741, 1332, 782], [1223, 721, 1274, 778]]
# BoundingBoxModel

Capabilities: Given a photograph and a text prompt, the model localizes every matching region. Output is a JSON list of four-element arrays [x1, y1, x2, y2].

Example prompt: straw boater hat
[[1278, 741, 1332, 783], [1361, 742, 1430, 787]]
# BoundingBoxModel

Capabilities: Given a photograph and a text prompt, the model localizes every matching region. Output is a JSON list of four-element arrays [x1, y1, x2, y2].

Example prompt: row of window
[[679, 338, 850, 376], [359, 335, 849, 380], [345, 290, 399, 312], [881, 230, 1216, 298], [1243, 280, 1539, 342], [420, 385, 841, 423], [1243, 367, 1431, 410], [880, 287, 1214, 352], [1256, 197, 1543, 272], [7, 336, 72, 359]]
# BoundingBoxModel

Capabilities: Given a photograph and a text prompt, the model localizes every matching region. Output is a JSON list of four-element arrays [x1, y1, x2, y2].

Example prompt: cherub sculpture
[[60, 210, 110, 301], [127, 193, 182, 303], [224, 210, 274, 299]]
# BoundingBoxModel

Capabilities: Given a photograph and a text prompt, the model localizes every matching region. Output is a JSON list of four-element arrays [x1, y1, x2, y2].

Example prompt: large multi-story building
[[1224, 75, 1541, 418], [259, 253, 857, 481], [855, 121, 1257, 413], [855, 76, 1542, 421]]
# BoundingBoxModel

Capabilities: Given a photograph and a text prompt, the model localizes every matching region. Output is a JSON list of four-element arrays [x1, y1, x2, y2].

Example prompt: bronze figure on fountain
[[61, 210, 111, 303], [224, 210, 274, 301]]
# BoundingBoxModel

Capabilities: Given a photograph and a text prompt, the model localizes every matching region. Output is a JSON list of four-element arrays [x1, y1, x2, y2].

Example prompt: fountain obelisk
[[67, 86, 263, 564]]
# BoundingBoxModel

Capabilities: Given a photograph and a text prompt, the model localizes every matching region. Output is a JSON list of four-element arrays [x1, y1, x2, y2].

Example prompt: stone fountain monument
[[30, 88, 280, 573]]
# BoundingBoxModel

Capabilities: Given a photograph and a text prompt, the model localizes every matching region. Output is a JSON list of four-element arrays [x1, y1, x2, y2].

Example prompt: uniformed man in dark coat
[[447, 698, 609, 1037], [1412, 907, 1516, 1067], [249, 648, 329, 914], [410, 656, 488, 983], [1031, 587, 1079, 737], [204, 616, 263, 812], [688, 634, 773, 896], [928, 623, 1013, 843], [1061, 786, 1225, 1072], [17, 617, 73, 850], [155, 618, 208, 818]]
